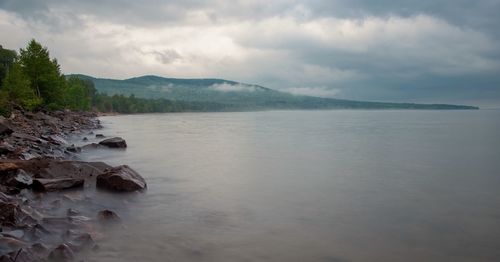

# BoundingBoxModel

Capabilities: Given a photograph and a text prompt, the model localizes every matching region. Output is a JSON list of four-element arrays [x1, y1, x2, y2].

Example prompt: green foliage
[[75, 74, 478, 110], [91, 93, 234, 114], [63, 77, 96, 111], [1, 63, 41, 111], [0, 46, 17, 89], [19, 39, 65, 106]]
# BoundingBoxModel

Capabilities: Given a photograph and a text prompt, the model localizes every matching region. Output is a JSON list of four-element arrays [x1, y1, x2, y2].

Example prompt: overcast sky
[[1, 0, 499, 107]]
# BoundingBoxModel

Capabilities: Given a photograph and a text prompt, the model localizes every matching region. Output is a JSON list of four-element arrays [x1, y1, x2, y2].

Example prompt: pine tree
[[19, 39, 65, 107]]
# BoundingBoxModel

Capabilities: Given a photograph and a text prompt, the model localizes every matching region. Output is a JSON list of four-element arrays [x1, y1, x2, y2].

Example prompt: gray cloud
[[1, 0, 499, 107]]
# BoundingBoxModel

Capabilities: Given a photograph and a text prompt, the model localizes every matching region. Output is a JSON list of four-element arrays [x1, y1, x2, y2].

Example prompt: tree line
[[0, 39, 232, 116]]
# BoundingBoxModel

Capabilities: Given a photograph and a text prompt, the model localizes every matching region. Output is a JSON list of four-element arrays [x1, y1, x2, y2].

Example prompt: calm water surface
[[79, 110, 500, 262]]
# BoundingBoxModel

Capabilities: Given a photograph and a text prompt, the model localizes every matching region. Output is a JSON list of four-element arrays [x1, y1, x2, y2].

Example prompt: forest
[[0, 40, 230, 115]]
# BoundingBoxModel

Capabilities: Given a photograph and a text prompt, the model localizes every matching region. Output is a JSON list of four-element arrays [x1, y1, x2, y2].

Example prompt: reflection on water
[[79, 110, 500, 262]]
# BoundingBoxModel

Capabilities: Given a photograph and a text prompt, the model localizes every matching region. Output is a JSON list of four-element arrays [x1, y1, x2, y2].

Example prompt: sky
[[1, 0, 499, 107]]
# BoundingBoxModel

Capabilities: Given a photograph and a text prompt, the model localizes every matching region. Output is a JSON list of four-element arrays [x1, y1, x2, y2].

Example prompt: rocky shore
[[0, 108, 146, 261]]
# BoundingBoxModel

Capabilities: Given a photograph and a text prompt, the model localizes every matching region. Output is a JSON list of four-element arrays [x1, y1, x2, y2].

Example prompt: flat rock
[[96, 165, 146, 192], [12, 133, 46, 144], [32, 178, 84, 191], [98, 137, 127, 148]]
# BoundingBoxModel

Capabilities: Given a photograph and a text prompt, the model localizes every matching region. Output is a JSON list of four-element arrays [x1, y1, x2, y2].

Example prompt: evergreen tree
[[0, 46, 17, 89], [18, 39, 65, 107], [1, 63, 41, 110]]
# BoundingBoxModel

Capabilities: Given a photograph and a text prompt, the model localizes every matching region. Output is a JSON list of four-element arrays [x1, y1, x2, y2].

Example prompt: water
[[79, 110, 500, 262]]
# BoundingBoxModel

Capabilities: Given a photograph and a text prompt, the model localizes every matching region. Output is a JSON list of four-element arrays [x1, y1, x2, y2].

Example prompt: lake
[[78, 110, 500, 262]]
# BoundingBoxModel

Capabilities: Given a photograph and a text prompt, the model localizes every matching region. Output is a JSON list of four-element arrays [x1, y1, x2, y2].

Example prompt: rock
[[48, 244, 74, 261], [0, 199, 18, 226], [81, 143, 104, 150], [0, 248, 40, 262], [95, 134, 104, 138], [24, 224, 50, 241], [0, 198, 37, 227], [67, 232, 95, 252], [5, 169, 33, 189], [0, 121, 13, 136], [1, 229, 24, 239], [0, 162, 19, 173], [67, 208, 80, 216], [98, 137, 127, 148], [97, 209, 120, 222], [66, 145, 81, 153], [12, 133, 46, 144], [0, 236, 26, 250], [82, 137, 88, 141], [30, 242, 49, 254], [32, 178, 84, 191], [96, 165, 146, 192], [0, 142, 15, 155]]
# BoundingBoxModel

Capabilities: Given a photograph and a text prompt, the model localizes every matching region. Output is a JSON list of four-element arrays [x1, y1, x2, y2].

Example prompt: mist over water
[[80, 110, 500, 262]]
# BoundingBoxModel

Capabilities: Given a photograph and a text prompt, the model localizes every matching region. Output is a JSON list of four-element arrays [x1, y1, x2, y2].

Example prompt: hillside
[[72, 74, 479, 110]]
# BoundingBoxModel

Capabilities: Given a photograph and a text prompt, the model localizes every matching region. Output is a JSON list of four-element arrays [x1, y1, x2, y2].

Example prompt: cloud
[[0, 1, 499, 106], [209, 83, 258, 92], [285, 87, 341, 98]]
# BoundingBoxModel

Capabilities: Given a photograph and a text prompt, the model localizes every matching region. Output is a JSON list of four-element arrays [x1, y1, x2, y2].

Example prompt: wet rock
[[48, 244, 74, 261], [1, 229, 24, 239], [97, 210, 120, 222], [82, 137, 88, 141], [98, 137, 126, 148], [0, 199, 18, 226], [12, 133, 46, 144], [0, 236, 26, 251], [10, 159, 111, 180], [65, 145, 81, 153], [21, 152, 40, 161], [30, 242, 49, 254], [66, 208, 80, 216], [24, 224, 50, 241], [0, 142, 15, 155], [32, 178, 84, 192], [67, 232, 95, 252], [48, 135, 68, 146], [96, 165, 146, 192], [5, 169, 33, 189], [81, 143, 104, 150], [95, 134, 104, 138], [0, 199, 37, 227], [2, 248, 43, 262]]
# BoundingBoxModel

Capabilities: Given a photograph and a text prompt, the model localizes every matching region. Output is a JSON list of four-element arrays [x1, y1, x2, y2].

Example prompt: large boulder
[[98, 137, 127, 148], [96, 165, 146, 192], [32, 178, 84, 191]]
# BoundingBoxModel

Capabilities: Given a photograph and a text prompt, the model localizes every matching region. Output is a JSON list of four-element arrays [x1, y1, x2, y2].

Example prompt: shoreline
[[0, 108, 146, 261]]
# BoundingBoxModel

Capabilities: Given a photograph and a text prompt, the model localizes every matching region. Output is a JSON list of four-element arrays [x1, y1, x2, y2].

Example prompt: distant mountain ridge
[[71, 74, 479, 110]]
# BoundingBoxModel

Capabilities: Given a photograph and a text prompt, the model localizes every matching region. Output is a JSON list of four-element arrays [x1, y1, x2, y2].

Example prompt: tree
[[1, 63, 41, 110], [0, 46, 17, 88], [18, 39, 65, 107], [63, 76, 97, 111]]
